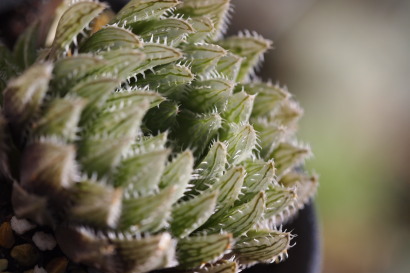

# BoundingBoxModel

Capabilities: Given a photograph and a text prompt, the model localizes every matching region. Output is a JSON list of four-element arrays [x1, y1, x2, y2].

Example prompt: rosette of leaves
[[0, 0, 318, 272]]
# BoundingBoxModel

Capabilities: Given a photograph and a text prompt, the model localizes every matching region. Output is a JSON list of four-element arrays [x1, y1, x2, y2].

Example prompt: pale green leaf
[[177, 0, 231, 40], [264, 184, 297, 221], [176, 233, 232, 268], [182, 77, 234, 113], [135, 63, 194, 97], [219, 34, 272, 82], [172, 111, 222, 157], [13, 21, 40, 69], [238, 159, 275, 204], [270, 142, 312, 177], [222, 90, 255, 123], [49, 1, 107, 59], [80, 25, 142, 52], [206, 192, 265, 237], [114, 149, 170, 194], [184, 43, 226, 74], [78, 136, 133, 177], [159, 151, 194, 203], [143, 100, 180, 133], [186, 16, 214, 43], [220, 123, 257, 165], [132, 18, 194, 46], [31, 97, 86, 141], [171, 190, 218, 238], [120, 186, 176, 232], [233, 229, 291, 264], [215, 52, 242, 81], [3, 62, 52, 132], [114, 0, 179, 24], [190, 141, 227, 193], [68, 180, 123, 228]]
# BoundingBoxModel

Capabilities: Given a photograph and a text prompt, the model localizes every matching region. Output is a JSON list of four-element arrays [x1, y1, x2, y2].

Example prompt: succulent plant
[[0, 0, 318, 272]]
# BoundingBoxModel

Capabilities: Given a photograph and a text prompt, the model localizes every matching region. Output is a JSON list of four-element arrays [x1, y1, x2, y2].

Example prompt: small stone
[[45, 257, 69, 273], [32, 231, 57, 251], [10, 244, 39, 267], [34, 265, 47, 273], [0, 221, 15, 248], [10, 216, 36, 235], [0, 259, 8, 271]]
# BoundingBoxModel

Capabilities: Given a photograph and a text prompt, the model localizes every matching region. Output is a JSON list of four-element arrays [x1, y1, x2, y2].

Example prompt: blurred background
[[228, 0, 410, 272]]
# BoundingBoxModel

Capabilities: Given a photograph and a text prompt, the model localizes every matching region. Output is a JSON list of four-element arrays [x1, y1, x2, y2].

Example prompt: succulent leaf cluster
[[0, 0, 318, 272]]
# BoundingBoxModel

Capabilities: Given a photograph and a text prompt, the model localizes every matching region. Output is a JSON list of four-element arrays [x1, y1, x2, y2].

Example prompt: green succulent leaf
[[219, 34, 272, 82], [119, 186, 176, 231], [114, 148, 170, 193], [68, 180, 123, 228], [131, 18, 194, 46], [279, 172, 318, 210], [206, 191, 265, 237], [252, 119, 286, 160], [3, 62, 52, 133], [233, 229, 291, 264], [172, 111, 222, 156], [215, 52, 242, 81], [268, 99, 303, 129], [177, 0, 231, 40], [78, 136, 133, 178], [31, 97, 86, 141], [85, 100, 149, 138], [68, 76, 119, 122], [269, 142, 311, 178], [143, 100, 180, 133], [111, 232, 175, 273], [176, 233, 232, 268], [171, 190, 218, 238], [222, 90, 255, 123], [159, 150, 194, 203], [55, 226, 116, 272], [238, 159, 275, 204], [190, 141, 227, 193], [136, 63, 194, 97], [236, 82, 289, 118], [182, 76, 234, 113], [114, 0, 180, 24], [20, 140, 76, 195], [49, 1, 107, 59], [13, 21, 40, 70], [186, 16, 214, 43], [98, 48, 146, 81], [80, 25, 142, 52], [196, 260, 238, 273], [184, 43, 226, 74], [264, 184, 297, 221], [220, 123, 257, 165], [131, 132, 168, 153], [133, 42, 182, 76], [106, 88, 165, 109], [52, 54, 107, 94]]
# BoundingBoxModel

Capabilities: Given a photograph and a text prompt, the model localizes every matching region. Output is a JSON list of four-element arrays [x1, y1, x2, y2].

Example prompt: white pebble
[[10, 216, 36, 235], [34, 265, 47, 273], [32, 231, 57, 251]]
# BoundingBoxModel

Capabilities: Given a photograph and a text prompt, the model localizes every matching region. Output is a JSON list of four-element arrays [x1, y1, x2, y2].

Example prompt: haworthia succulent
[[1, 0, 318, 272]]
